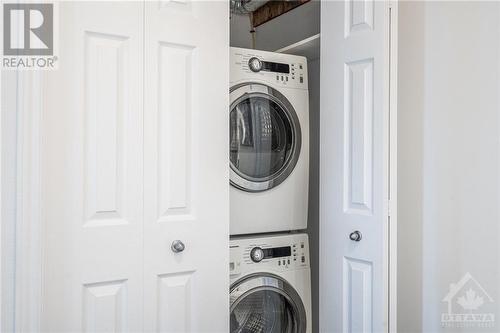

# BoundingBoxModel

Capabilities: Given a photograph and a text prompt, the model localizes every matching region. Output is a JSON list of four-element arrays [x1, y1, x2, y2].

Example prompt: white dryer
[[229, 233, 311, 333], [230, 47, 309, 235]]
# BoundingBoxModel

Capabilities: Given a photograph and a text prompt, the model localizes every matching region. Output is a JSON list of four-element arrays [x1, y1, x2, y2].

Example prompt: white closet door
[[39, 1, 229, 332], [320, 1, 394, 332], [143, 1, 229, 332], [41, 2, 144, 331]]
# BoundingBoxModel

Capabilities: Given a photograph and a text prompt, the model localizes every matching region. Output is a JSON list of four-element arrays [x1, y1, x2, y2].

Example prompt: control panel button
[[250, 247, 264, 263], [248, 57, 262, 72]]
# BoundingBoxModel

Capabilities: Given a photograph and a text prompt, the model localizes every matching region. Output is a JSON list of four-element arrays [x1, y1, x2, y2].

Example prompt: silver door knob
[[349, 231, 362, 242], [171, 240, 185, 253]]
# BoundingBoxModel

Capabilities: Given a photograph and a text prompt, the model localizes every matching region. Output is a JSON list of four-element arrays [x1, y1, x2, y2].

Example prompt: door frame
[[1, 0, 44, 327], [387, 1, 398, 332], [1, 70, 43, 332]]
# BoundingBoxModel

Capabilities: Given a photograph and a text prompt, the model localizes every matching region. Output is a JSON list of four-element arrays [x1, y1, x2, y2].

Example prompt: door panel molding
[[344, 58, 374, 215], [83, 31, 131, 227], [83, 279, 128, 332], [157, 270, 195, 332], [157, 42, 196, 221], [345, 0, 375, 36], [343, 257, 373, 332]]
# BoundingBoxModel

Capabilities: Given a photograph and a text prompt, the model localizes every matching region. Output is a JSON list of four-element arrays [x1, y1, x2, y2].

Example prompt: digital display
[[262, 61, 290, 74], [263, 246, 291, 259]]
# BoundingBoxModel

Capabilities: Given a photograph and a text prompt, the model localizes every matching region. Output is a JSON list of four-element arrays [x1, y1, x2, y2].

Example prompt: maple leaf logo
[[457, 289, 484, 311]]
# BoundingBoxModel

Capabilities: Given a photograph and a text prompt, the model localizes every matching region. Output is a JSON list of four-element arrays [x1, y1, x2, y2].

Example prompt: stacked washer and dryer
[[229, 47, 311, 333]]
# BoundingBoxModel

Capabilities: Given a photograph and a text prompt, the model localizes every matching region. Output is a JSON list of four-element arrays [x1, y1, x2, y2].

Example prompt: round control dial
[[248, 57, 262, 72], [250, 247, 264, 263]]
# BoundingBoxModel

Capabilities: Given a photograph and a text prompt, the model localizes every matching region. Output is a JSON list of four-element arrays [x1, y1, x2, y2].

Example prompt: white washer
[[230, 47, 309, 235], [229, 233, 311, 333]]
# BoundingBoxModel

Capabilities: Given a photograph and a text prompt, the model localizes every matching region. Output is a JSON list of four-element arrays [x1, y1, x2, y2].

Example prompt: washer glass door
[[230, 274, 306, 333], [230, 83, 301, 192]]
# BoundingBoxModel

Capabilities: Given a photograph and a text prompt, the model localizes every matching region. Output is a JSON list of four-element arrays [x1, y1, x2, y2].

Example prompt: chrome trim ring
[[230, 273, 307, 333], [229, 82, 302, 192]]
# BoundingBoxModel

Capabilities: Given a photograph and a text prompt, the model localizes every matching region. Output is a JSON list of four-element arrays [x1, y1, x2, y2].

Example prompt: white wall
[[397, 2, 424, 331], [398, 2, 500, 332]]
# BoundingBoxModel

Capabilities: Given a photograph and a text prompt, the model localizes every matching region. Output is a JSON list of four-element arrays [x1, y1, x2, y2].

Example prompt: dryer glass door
[[230, 274, 306, 333], [230, 83, 301, 192]]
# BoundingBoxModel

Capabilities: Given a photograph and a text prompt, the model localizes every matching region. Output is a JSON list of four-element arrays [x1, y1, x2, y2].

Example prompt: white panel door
[[143, 1, 229, 332], [39, 1, 229, 332], [41, 2, 144, 331], [320, 1, 394, 332]]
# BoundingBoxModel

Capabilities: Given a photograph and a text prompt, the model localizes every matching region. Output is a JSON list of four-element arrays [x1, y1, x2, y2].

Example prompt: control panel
[[230, 47, 308, 89], [229, 233, 309, 276]]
